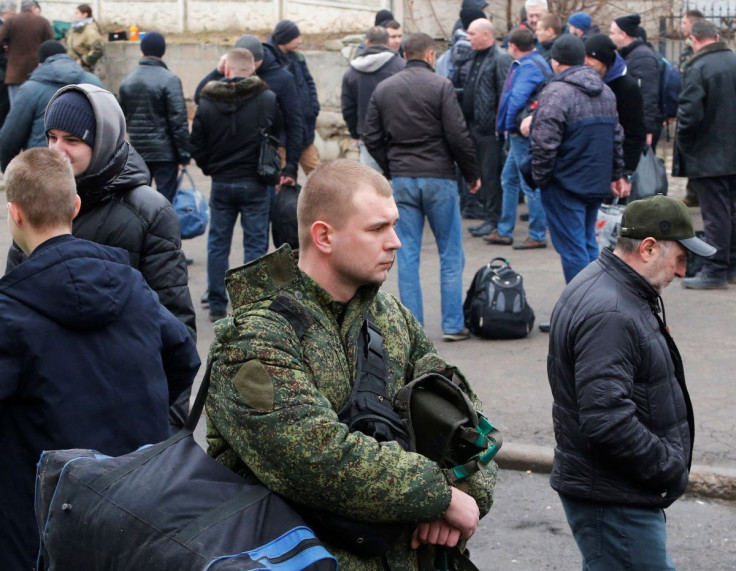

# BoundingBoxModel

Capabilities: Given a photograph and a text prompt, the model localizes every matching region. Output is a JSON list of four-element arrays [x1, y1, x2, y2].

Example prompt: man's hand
[[280, 175, 296, 186], [442, 487, 479, 541], [520, 115, 533, 137], [468, 179, 481, 194], [646, 132, 653, 146], [611, 178, 631, 198], [411, 520, 462, 550], [217, 54, 228, 74]]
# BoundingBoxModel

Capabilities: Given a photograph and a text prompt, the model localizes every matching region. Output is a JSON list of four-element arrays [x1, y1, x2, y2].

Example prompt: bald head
[[468, 18, 495, 51]]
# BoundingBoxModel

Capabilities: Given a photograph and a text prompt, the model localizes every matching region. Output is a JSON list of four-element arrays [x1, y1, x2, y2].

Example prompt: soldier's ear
[[310, 220, 333, 254]]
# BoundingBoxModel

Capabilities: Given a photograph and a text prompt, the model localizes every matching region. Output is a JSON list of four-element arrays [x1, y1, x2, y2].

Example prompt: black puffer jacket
[[191, 76, 281, 181], [619, 39, 661, 132], [673, 42, 736, 178], [119, 57, 191, 164], [548, 248, 694, 509], [5, 84, 196, 340]]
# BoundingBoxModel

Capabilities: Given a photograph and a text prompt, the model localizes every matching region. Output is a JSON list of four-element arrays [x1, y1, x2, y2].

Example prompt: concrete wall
[[40, 0, 684, 39]]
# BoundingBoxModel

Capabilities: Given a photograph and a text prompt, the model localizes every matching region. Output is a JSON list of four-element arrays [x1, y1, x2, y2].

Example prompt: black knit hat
[[375, 9, 394, 27], [38, 40, 66, 63], [614, 14, 641, 38], [141, 32, 166, 57], [45, 90, 96, 147], [460, 8, 486, 30], [234, 35, 264, 62], [550, 34, 585, 66], [273, 20, 300, 45], [585, 33, 617, 67]]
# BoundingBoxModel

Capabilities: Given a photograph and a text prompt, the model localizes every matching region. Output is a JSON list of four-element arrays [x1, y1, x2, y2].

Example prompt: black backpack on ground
[[463, 257, 535, 339]]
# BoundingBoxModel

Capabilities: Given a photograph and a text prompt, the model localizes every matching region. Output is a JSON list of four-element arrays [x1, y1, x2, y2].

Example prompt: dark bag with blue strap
[[34, 365, 337, 571]]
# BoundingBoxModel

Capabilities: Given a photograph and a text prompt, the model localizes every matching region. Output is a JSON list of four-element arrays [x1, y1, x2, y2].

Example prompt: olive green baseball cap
[[619, 194, 716, 257]]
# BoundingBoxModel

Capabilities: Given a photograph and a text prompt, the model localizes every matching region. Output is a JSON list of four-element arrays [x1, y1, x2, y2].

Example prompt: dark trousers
[[147, 161, 179, 203], [472, 131, 505, 225], [0, 83, 10, 130], [692, 175, 736, 279]]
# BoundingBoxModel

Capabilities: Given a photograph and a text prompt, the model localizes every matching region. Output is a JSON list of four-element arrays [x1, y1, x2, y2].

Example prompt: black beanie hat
[[375, 9, 394, 27], [38, 40, 67, 63], [273, 20, 300, 45], [585, 33, 617, 67], [550, 34, 586, 66], [141, 32, 166, 57], [45, 90, 96, 147], [460, 8, 486, 30], [614, 14, 641, 38]]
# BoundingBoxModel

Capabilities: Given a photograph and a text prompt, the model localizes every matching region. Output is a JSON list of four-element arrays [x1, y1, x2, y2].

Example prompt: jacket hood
[[30, 54, 90, 86], [45, 84, 150, 210], [200, 75, 268, 104], [0, 235, 134, 330], [259, 43, 286, 75], [554, 65, 604, 97], [350, 46, 398, 73], [45, 83, 126, 177], [603, 53, 627, 83]]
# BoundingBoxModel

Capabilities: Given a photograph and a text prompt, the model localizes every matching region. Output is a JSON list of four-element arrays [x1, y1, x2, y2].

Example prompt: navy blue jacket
[[0, 235, 200, 570], [530, 65, 623, 197], [268, 38, 320, 146], [548, 248, 693, 509], [0, 53, 102, 170]]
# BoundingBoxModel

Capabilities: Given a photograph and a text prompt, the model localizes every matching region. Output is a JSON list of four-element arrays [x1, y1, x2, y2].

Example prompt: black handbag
[[257, 95, 282, 186], [271, 183, 300, 249], [34, 365, 337, 570]]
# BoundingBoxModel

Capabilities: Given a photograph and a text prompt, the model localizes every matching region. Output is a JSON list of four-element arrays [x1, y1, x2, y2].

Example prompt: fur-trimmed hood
[[200, 75, 269, 104]]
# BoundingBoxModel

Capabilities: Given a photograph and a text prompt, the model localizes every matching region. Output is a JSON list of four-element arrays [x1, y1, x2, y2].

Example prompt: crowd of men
[[0, 0, 733, 569]]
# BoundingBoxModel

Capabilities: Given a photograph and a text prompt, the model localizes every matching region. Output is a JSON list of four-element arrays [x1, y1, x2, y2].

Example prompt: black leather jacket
[[548, 248, 694, 509]]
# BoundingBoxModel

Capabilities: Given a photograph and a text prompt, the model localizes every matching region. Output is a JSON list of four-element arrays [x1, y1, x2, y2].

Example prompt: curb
[[496, 442, 736, 502]]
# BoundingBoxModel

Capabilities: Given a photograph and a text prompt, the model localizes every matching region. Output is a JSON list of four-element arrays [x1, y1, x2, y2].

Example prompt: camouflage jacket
[[206, 246, 496, 570]]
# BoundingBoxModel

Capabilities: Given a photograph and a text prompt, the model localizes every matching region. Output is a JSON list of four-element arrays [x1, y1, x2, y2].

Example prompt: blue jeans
[[560, 494, 676, 571], [392, 177, 465, 334], [207, 179, 270, 312], [147, 161, 179, 203], [497, 135, 547, 241], [541, 185, 601, 283]]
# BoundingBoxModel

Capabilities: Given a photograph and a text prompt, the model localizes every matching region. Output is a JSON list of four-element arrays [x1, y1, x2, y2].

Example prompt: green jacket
[[65, 20, 103, 72], [206, 246, 496, 570]]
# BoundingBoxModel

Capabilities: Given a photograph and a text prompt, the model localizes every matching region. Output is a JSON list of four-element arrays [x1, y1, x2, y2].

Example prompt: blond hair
[[297, 159, 392, 250], [226, 47, 255, 77], [5, 148, 77, 229]]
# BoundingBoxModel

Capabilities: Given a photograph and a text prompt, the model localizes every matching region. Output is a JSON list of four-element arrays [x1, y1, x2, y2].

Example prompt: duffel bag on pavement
[[34, 365, 337, 571]]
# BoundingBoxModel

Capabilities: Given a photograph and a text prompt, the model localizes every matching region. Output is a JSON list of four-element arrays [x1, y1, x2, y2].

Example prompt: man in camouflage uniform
[[206, 159, 496, 569]]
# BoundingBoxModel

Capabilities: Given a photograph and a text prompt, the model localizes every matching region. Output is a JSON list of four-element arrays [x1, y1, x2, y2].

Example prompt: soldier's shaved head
[[297, 159, 392, 251]]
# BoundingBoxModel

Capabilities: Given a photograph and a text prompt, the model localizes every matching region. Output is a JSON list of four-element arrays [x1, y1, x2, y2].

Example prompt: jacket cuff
[[281, 164, 298, 179]]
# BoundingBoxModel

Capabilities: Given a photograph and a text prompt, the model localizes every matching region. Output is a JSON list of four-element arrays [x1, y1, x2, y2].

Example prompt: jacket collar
[[686, 41, 731, 67], [139, 57, 168, 69], [406, 59, 434, 72]]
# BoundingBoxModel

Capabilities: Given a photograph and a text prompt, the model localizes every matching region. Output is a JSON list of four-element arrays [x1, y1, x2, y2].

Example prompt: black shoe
[[185, 257, 194, 266], [442, 328, 471, 342], [538, 322, 551, 333], [200, 290, 209, 308], [469, 221, 495, 237], [209, 309, 227, 323], [519, 213, 529, 222]]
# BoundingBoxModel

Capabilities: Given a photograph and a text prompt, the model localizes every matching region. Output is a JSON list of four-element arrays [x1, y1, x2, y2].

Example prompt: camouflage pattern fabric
[[206, 245, 497, 570]]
